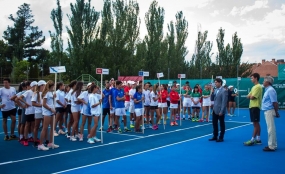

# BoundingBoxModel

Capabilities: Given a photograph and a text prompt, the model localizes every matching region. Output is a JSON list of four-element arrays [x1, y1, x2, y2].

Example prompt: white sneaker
[[75, 134, 80, 139], [48, 143, 59, 149], [54, 131, 59, 136], [79, 134, 83, 141], [70, 136, 77, 141], [87, 138, 95, 144], [38, 144, 49, 151], [93, 137, 101, 142], [58, 129, 66, 135]]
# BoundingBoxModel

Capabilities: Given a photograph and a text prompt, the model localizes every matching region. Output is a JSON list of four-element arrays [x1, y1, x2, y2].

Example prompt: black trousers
[[212, 112, 225, 139]]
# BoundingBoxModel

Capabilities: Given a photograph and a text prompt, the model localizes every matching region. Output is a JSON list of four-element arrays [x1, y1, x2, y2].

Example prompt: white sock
[[251, 137, 255, 141], [20, 135, 23, 139], [256, 136, 260, 141], [130, 121, 133, 124], [183, 115, 185, 118], [28, 133, 32, 138]]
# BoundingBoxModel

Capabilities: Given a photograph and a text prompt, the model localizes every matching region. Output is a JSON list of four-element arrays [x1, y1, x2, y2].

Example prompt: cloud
[[243, 39, 285, 63], [230, 0, 269, 16], [210, 10, 220, 17]]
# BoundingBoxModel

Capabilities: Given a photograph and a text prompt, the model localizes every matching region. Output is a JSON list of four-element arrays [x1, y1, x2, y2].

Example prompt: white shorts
[[170, 103, 178, 109], [125, 101, 130, 110], [183, 98, 192, 107], [110, 108, 115, 114], [203, 102, 211, 107], [115, 108, 126, 116], [35, 113, 43, 119], [158, 102, 167, 108], [129, 104, 135, 113], [135, 108, 143, 116], [92, 114, 100, 117], [71, 105, 81, 113]]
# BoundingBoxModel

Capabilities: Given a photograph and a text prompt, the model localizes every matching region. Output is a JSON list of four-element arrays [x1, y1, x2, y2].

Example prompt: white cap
[[229, 85, 233, 88], [30, 81, 38, 87], [38, 80, 46, 86], [87, 82, 93, 87], [177, 84, 180, 86], [130, 81, 136, 85]]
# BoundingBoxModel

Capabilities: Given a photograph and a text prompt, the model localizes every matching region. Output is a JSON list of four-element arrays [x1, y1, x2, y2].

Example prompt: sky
[[0, 0, 284, 64]]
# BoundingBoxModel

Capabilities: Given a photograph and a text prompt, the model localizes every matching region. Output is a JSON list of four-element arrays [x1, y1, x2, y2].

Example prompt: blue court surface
[[0, 109, 284, 174]]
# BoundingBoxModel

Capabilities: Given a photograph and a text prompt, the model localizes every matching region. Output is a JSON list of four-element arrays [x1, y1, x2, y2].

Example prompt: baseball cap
[[228, 85, 233, 88], [38, 80, 46, 86], [130, 81, 136, 85], [87, 82, 93, 87], [30, 81, 38, 87]]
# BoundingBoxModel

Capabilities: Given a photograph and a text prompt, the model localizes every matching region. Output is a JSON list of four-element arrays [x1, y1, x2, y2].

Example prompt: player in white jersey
[[78, 83, 93, 141], [129, 82, 136, 128], [70, 82, 83, 141], [0, 78, 17, 141], [18, 81, 37, 146], [31, 80, 46, 147], [38, 80, 59, 150], [64, 80, 77, 138], [143, 83, 151, 128], [54, 82, 67, 136]]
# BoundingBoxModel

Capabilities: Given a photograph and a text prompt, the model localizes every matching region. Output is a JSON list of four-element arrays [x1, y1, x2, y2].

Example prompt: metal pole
[[180, 77, 182, 126], [100, 73, 103, 144], [59, 61, 61, 81], [52, 73, 57, 149]]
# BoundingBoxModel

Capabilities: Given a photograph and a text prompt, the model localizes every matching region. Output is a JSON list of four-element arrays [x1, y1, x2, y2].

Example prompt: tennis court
[[0, 109, 284, 174]]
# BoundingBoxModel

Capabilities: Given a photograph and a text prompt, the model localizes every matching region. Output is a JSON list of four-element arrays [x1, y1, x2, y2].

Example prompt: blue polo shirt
[[115, 89, 125, 108], [133, 92, 143, 109], [110, 88, 117, 108], [262, 86, 277, 111], [102, 89, 110, 109]]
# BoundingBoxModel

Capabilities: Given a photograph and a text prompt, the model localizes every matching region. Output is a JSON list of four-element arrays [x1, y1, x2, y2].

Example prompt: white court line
[[0, 131, 18, 135], [0, 124, 215, 165], [0, 121, 248, 136], [107, 132, 143, 138], [226, 121, 252, 124], [53, 123, 252, 174]]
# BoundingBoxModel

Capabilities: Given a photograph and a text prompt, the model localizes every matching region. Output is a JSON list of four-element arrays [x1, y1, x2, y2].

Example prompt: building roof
[[251, 59, 285, 77]]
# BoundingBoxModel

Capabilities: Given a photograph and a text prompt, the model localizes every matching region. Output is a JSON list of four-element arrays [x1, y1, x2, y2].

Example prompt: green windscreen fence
[[146, 77, 285, 109], [278, 64, 285, 80]]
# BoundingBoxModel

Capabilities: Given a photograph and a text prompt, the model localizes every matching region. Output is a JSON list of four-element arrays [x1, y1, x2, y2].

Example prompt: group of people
[[0, 72, 280, 152], [209, 73, 280, 152]]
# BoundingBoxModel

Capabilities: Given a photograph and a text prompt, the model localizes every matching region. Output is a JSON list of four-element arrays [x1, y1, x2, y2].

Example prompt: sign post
[[96, 68, 109, 143], [178, 74, 186, 126], [139, 71, 149, 134], [237, 77, 241, 117], [49, 66, 66, 149], [157, 72, 165, 130]]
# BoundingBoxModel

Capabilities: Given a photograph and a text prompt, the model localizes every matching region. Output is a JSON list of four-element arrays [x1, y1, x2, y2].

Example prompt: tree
[[191, 30, 213, 79], [216, 28, 252, 78], [174, 11, 189, 78], [3, 3, 45, 62], [13, 60, 29, 82], [66, 0, 100, 79], [232, 32, 252, 77], [0, 40, 12, 78], [144, 0, 164, 78], [49, 0, 63, 65]]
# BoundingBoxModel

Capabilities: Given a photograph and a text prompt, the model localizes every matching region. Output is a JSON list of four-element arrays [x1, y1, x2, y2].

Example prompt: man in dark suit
[[209, 78, 228, 142]]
